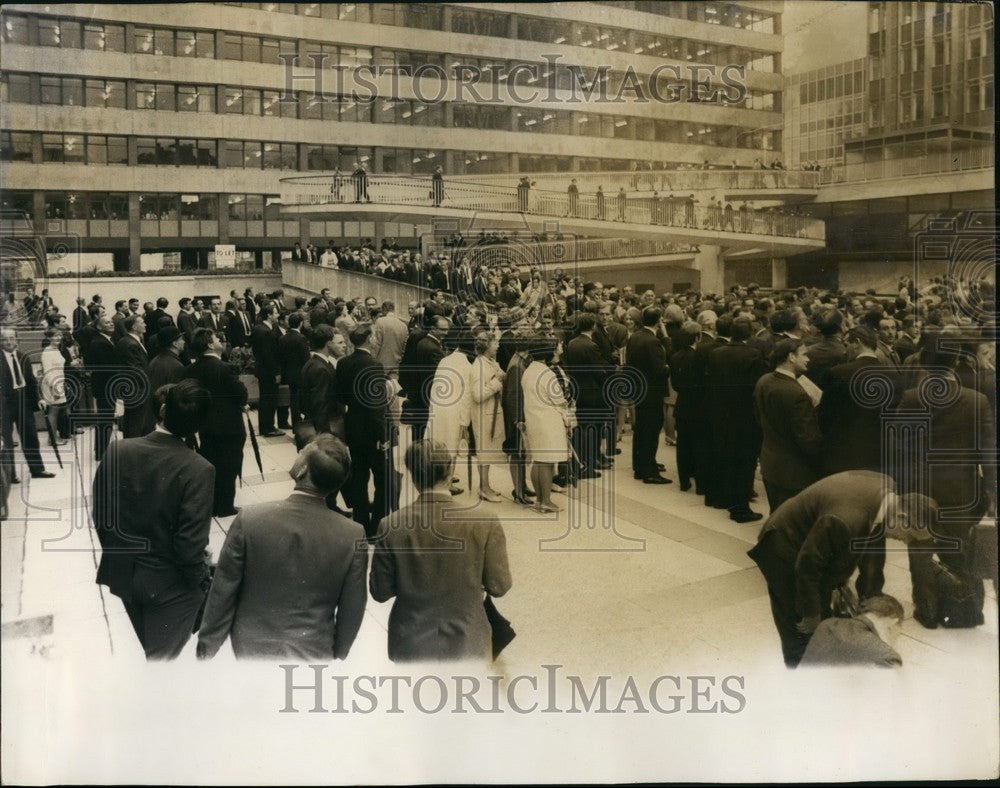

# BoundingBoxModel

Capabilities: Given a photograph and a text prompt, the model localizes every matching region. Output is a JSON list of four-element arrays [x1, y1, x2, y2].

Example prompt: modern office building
[[1, 1, 787, 272]]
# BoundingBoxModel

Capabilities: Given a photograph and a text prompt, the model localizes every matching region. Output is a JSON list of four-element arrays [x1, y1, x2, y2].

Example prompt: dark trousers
[[1, 392, 45, 474], [410, 420, 427, 443], [122, 584, 205, 660], [747, 531, 829, 668], [288, 384, 302, 428], [675, 421, 697, 486], [257, 376, 277, 433], [763, 479, 801, 514], [345, 439, 396, 540], [93, 396, 115, 461], [199, 435, 244, 515], [718, 452, 759, 511], [602, 414, 617, 460], [575, 419, 603, 471], [632, 401, 664, 478]]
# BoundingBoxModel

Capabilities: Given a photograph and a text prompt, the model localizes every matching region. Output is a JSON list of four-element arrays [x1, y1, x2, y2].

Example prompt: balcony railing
[[280, 174, 825, 240], [425, 235, 697, 265], [820, 148, 994, 184]]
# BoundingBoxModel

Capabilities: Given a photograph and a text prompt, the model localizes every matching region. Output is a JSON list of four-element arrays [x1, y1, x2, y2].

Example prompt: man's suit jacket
[[563, 333, 611, 412], [892, 333, 918, 363], [144, 351, 185, 432], [804, 335, 848, 387], [371, 313, 409, 373], [299, 355, 344, 435], [690, 335, 725, 422], [197, 493, 368, 660], [225, 310, 249, 348], [250, 322, 280, 381], [818, 356, 895, 475], [111, 311, 129, 341], [72, 305, 88, 332], [625, 327, 669, 407], [370, 491, 511, 662], [93, 431, 215, 601], [176, 310, 199, 341], [592, 324, 617, 367], [83, 333, 118, 405], [335, 349, 391, 444], [705, 340, 767, 456], [668, 345, 698, 422], [1, 349, 40, 410], [748, 471, 891, 621], [753, 371, 824, 491], [74, 322, 98, 356], [896, 378, 994, 510], [200, 311, 228, 333], [278, 329, 310, 387], [409, 335, 445, 407], [115, 335, 149, 373], [799, 615, 901, 667], [181, 355, 247, 440]]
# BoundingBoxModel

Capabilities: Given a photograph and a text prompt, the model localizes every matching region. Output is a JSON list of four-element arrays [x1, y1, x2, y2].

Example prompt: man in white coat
[[428, 329, 473, 496]]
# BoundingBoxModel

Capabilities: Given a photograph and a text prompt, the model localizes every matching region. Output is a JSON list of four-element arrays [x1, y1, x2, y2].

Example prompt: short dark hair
[[156, 380, 211, 437], [179, 297, 191, 309], [641, 307, 662, 327], [772, 337, 804, 366], [124, 315, 143, 333], [813, 307, 844, 337], [288, 313, 303, 330], [309, 324, 335, 350], [716, 313, 734, 339], [381, 299, 395, 312], [404, 439, 454, 491], [731, 316, 753, 342], [303, 434, 352, 493], [769, 309, 798, 334], [156, 297, 168, 309], [114, 299, 125, 310], [189, 327, 216, 355], [349, 324, 372, 347], [576, 313, 597, 334], [528, 336, 559, 363], [847, 326, 878, 350]]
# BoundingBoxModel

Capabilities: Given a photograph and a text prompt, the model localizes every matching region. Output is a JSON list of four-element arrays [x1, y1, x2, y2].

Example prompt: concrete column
[[216, 194, 229, 246], [127, 194, 142, 272], [694, 245, 724, 295], [771, 258, 788, 289]]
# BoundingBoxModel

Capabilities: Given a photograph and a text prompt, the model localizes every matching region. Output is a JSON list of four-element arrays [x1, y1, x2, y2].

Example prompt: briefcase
[[484, 595, 515, 660]]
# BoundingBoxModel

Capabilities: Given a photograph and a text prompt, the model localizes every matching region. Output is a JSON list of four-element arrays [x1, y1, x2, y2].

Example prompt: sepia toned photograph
[[1, 1, 996, 783]]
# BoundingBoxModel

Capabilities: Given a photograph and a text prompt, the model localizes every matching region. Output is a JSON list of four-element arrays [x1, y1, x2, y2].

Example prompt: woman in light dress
[[428, 329, 473, 495], [469, 331, 506, 502], [521, 337, 573, 513], [39, 328, 68, 446]]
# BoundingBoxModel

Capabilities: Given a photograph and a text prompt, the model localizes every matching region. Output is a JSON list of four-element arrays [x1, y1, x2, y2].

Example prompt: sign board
[[214, 244, 236, 269]]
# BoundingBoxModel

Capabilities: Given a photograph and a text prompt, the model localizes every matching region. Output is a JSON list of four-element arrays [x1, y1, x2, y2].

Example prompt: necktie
[[9, 352, 24, 389], [242, 313, 250, 333]]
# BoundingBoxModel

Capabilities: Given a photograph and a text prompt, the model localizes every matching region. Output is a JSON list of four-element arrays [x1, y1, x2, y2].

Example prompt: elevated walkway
[[279, 174, 825, 256]]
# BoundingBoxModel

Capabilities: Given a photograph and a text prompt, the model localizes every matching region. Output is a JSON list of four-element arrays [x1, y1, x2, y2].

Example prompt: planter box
[[239, 374, 260, 405]]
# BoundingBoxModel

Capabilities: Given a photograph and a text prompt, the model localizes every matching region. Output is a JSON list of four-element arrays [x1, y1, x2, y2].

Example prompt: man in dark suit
[[300, 325, 347, 442], [804, 307, 848, 387], [668, 321, 701, 491], [176, 297, 199, 341], [753, 337, 824, 512], [625, 307, 671, 484], [145, 326, 186, 433], [110, 300, 130, 341], [818, 326, 896, 476], [145, 297, 174, 344], [690, 311, 725, 500], [197, 434, 367, 660], [93, 380, 215, 660], [250, 303, 283, 437], [115, 315, 151, 438], [83, 314, 119, 461], [335, 325, 398, 539], [182, 329, 247, 517], [403, 312, 448, 442], [278, 312, 310, 429], [73, 303, 103, 355], [200, 297, 227, 334], [895, 349, 996, 629], [224, 299, 250, 349], [892, 316, 920, 363], [563, 313, 612, 477], [747, 471, 934, 667], [705, 316, 767, 522], [72, 297, 88, 333], [1, 328, 56, 480]]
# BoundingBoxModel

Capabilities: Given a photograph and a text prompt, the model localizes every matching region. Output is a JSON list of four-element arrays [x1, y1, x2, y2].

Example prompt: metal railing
[[448, 168, 823, 194], [820, 148, 994, 184], [280, 174, 825, 240], [424, 235, 697, 266]]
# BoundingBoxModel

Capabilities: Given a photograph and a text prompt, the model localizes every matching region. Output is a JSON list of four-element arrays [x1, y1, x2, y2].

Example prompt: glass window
[[154, 28, 174, 56], [66, 192, 87, 219], [261, 37, 281, 64], [262, 141, 281, 169], [222, 33, 242, 60], [243, 88, 261, 115], [0, 131, 33, 161], [45, 193, 68, 219], [137, 138, 157, 164], [177, 139, 197, 166], [63, 134, 84, 163], [83, 22, 125, 51], [107, 136, 127, 165], [177, 85, 198, 112], [38, 18, 62, 47], [42, 134, 64, 162], [196, 31, 215, 58], [155, 83, 175, 111], [242, 35, 261, 62], [224, 87, 243, 113], [40, 77, 62, 104], [156, 138, 177, 165], [222, 140, 244, 168], [2, 14, 30, 44], [87, 135, 108, 164], [136, 83, 156, 109], [197, 139, 217, 167], [134, 27, 156, 54], [5, 73, 32, 104], [176, 30, 197, 57], [280, 143, 297, 169], [244, 141, 262, 168], [227, 194, 246, 220]]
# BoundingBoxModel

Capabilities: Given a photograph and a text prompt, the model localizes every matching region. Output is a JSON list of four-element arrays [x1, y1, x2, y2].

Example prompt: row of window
[[3, 9, 780, 72], [798, 71, 866, 106], [1, 190, 286, 222]]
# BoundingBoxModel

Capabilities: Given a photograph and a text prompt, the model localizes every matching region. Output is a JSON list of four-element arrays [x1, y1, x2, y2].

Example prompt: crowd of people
[[0, 264, 994, 667]]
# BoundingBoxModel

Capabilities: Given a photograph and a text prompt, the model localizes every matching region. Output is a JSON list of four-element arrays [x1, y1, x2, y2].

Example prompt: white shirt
[[4, 350, 25, 390]]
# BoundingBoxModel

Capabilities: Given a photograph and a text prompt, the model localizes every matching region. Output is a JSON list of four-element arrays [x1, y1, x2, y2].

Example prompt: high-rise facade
[[1, 2, 787, 271]]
